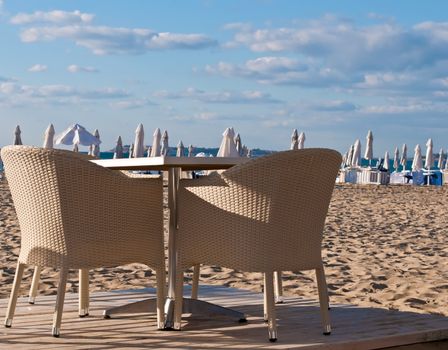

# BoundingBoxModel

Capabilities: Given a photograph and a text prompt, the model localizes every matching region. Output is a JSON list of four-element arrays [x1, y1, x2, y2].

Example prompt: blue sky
[[1, 0, 448, 155]]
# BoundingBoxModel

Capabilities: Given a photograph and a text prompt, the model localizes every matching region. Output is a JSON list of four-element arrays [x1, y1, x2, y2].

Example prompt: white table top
[[91, 156, 250, 171]]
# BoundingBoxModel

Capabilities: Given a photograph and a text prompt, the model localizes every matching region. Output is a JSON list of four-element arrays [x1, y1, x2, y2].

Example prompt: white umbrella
[[146, 146, 152, 157], [92, 129, 100, 158], [425, 138, 434, 170], [341, 152, 347, 168], [364, 130, 373, 166], [150, 128, 162, 157], [437, 148, 444, 169], [351, 139, 361, 167], [113, 136, 123, 159], [400, 144, 407, 171], [393, 147, 400, 171], [133, 123, 145, 158], [188, 145, 194, 157], [235, 133, 243, 156], [161, 130, 169, 156], [43, 124, 55, 149], [412, 144, 423, 171], [242, 144, 249, 157], [346, 144, 354, 167], [383, 151, 390, 171], [445, 150, 448, 170], [217, 127, 239, 157], [55, 124, 100, 147], [298, 132, 306, 150], [14, 125, 22, 145], [290, 129, 298, 150], [176, 141, 185, 157], [129, 144, 134, 158]]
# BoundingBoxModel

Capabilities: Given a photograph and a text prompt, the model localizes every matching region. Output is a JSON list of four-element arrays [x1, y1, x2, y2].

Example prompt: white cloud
[[205, 56, 354, 87], [0, 81, 130, 107], [110, 98, 155, 109], [28, 64, 47, 72], [312, 100, 358, 112], [224, 17, 448, 73], [155, 87, 281, 104], [10, 10, 94, 25], [67, 64, 98, 73], [17, 25, 217, 55]]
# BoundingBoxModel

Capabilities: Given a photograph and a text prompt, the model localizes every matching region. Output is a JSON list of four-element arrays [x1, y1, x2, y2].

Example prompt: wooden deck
[[0, 286, 447, 349]]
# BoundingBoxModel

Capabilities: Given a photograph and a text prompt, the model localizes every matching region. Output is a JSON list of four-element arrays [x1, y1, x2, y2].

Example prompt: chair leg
[[28, 266, 41, 304], [78, 269, 89, 317], [191, 264, 200, 299], [173, 270, 184, 330], [264, 272, 277, 342], [4, 263, 26, 327], [274, 271, 284, 304], [263, 274, 268, 322], [315, 266, 331, 335], [52, 267, 68, 337], [156, 267, 166, 329]]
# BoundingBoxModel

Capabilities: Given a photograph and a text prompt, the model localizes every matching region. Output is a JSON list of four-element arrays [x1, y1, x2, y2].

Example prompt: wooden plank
[[0, 286, 447, 349]]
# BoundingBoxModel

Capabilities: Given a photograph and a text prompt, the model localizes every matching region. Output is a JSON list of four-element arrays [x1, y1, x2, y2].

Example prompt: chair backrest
[[1, 145, 164, 269], [178, 148, 342, 271]]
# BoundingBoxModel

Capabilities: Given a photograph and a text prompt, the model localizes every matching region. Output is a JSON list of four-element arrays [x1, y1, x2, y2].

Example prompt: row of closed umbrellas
[[342, 131, 445, 171], [11, 124, 251, 159]]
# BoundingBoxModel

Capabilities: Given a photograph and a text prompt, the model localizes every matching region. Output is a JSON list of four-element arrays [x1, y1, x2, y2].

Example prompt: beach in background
[[1, 179, 446, 318]]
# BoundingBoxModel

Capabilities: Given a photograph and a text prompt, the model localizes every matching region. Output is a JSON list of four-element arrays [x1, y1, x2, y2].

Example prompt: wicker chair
[[173, 148, 341, 341], [1, 146, 166, 337]]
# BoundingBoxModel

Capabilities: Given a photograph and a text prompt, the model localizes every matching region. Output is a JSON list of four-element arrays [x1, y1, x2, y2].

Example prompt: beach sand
[[0, 180, 447, 320]]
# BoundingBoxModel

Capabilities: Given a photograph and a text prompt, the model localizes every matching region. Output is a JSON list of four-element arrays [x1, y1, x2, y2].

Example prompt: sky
[[1, 0, 448, 155]]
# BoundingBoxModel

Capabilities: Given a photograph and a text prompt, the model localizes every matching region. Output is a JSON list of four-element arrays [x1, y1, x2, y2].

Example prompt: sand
[[0, 180, 447, 319]]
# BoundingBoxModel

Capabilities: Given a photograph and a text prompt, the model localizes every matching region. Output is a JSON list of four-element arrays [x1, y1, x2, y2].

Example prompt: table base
[[102, 297, 246, 329]]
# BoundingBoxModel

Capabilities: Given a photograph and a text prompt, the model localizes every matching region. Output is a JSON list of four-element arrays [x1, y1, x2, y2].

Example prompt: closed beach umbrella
[[393, 147, 400, 171], [400, 144, 407, 171], [438, 148, 444, 169], [14, 125, 22, 145], [188, 145, 194, 157], [364, 130, 373, 166], [290, 129, 298, 150], [146, 146, 152, 157], [92, 129, 100, 158], [412, 144, 423, 171], [133, 123, 145, 158], [129, 144, 134, 158], [351, 139, 361, 167], [242, 144, 249, 157], [43, 124, 55, 149], [383, 151, 390, 171], [113, 136, 123, 159], [341, 152, 347, 168], [176, 141, 185, 157], [217, 127, 239, 157], [55, 124, 100, 147], [425, 138, 434, 170], [346, 144, 354, 167], [235, 133, 243, 156], [161, 130, 169, 156], [150, 128, 162, 157], [298, 132, 306, 150]]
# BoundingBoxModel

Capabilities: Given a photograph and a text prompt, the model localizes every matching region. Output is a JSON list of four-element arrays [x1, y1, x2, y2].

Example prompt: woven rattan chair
[[173, 148, 341, 341], [1, 146, 166, 337]]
